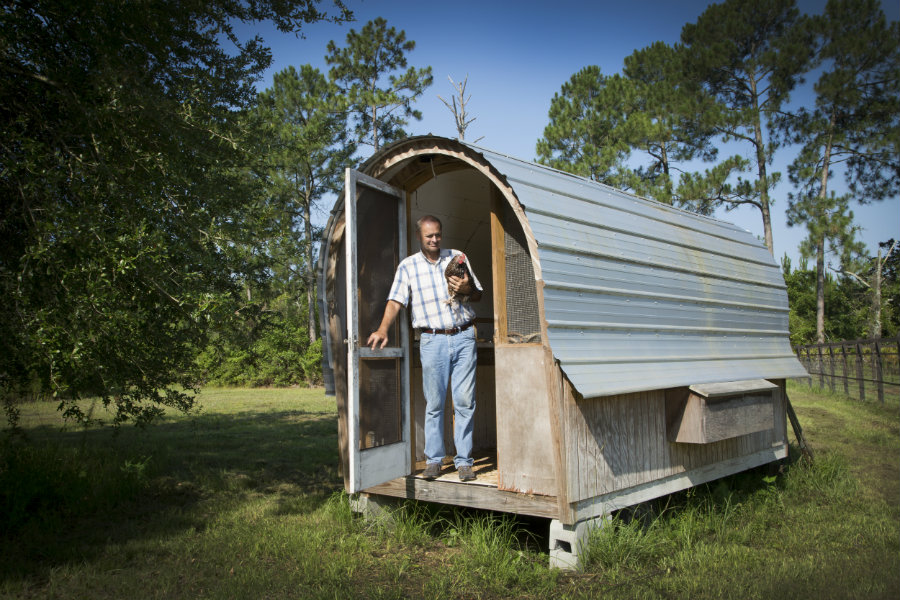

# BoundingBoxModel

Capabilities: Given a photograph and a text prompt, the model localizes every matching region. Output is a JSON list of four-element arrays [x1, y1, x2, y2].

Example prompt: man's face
[[418, 221, 442, 256]]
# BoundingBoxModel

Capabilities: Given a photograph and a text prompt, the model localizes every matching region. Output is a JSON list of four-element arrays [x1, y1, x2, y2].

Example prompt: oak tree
[[0, 0, 351, 425]]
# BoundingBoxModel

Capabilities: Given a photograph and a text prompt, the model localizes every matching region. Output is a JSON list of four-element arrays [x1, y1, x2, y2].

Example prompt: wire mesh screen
[[354, 183, 403, 450], [359, 358, 401, 449], [504, 203, 541, 344], [355, 188, 400, 345]]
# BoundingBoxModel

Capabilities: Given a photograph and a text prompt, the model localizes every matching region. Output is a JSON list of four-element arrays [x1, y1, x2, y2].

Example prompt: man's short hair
[[415, 215, 442, 234]]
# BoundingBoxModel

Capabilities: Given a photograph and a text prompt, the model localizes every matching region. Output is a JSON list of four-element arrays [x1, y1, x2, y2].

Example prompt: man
[[367, 215, 483, 482]]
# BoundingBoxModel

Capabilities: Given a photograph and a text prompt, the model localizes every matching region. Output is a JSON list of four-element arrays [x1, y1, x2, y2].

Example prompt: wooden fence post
[[895, 338, 900, 376], [827, 345, 836, 392], [841, 343, 850, 396], [856, 342, 866, 402], [874, 340, 884, 404], [818, 346, 825, 389], [805, 347, 813, 388], [796, 347, 807, 387]]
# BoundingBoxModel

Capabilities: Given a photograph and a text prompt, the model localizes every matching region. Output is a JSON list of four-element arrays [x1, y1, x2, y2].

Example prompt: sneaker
[[457, 465, 476, 482], [422, 462, 441, 480]]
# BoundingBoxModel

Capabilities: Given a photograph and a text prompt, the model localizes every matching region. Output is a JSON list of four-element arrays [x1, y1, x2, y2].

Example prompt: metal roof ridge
[[462, 140, 756, 234], [525, 204, 774, 267]]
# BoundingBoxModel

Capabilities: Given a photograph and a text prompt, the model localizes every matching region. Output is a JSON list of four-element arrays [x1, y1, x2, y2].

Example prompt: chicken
[[444, 253, 471, 306]]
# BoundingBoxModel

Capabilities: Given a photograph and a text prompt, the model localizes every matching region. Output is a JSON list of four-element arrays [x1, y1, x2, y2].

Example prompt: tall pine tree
[[325, 17, 432, 151], [681, 0, 811, 253], [257, 65, 355, 344], [780, 0, 899, 342], [618, 41, 747, 214], [536, 66, 631, 186]]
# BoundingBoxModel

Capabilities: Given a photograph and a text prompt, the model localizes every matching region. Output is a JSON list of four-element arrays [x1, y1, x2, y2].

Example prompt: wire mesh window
[[504, 202, 541, 344]]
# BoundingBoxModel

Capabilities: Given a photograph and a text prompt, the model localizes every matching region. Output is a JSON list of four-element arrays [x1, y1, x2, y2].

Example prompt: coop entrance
[[400, 164, 544, 491], [404, 167, 499, 472], [340, 150, 546, 497]]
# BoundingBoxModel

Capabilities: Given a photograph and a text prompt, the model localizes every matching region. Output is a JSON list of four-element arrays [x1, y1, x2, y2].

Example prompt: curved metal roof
[[320, 136, 807, 399]]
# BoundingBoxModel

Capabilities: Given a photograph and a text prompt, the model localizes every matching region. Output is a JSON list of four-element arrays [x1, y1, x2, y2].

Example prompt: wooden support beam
[[490, 187, 508, 343], [785, 393, 813, 461]]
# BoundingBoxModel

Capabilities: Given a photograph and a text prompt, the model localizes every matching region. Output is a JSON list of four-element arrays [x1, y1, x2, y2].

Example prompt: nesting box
[[317, 136, 807, 568]]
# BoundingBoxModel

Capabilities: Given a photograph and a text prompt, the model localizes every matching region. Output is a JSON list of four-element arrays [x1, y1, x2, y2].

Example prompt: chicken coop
[[317, 135, 807, 569]]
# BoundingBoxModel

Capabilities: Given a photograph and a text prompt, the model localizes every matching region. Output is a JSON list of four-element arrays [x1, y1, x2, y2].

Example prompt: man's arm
[[366, 299, 404, 349]]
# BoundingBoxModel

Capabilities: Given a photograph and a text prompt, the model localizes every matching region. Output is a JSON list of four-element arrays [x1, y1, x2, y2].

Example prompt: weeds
[[784, 450, 856, 501], [583, 516, 666, 572]]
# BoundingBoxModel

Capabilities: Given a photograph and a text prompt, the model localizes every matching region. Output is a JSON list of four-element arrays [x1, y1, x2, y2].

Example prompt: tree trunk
[[750, 76, 774, 255], [304, 193, 317, 344], [814, 120, 835, 345], [759, 194, 774, 256], [872, 248, 882, 339], [816, 238, 826, 343], [371, 102, 379, 151]]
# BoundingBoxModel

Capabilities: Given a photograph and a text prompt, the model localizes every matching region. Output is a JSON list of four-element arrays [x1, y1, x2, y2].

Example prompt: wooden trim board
[[490, 187, 508, 342], [572, 444, 788, 522], [689, 379, 778, 399], [363, 477, 560, 519]]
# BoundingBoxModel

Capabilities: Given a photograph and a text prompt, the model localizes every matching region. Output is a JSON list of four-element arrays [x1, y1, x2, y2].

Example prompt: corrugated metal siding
[[469, 145, 807, 398]]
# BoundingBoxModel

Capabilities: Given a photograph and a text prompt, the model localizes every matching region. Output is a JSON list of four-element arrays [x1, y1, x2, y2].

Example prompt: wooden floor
[[365, 450, 560, 519], [413, 452, 498, 487]]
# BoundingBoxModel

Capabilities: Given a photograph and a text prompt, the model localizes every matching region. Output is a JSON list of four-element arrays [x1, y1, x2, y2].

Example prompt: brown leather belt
[[418, 321, 473, 335]]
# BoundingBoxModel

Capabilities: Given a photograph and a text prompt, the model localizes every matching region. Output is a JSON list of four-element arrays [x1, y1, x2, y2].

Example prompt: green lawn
[[1, 382, 897, 599]]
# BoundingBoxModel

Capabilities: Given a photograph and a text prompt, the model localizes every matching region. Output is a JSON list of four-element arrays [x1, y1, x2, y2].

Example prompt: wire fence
[[795, 336, 900, 404]]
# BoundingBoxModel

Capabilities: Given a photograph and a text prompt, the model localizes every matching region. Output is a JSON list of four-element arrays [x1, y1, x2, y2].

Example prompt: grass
[[1, 382, 897, 599]]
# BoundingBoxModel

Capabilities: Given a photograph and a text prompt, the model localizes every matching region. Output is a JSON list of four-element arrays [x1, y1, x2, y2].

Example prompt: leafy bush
[[195, 294, 323, 387]]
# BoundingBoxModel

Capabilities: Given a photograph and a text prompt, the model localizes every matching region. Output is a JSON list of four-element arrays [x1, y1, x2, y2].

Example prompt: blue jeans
[[419, 327, 477, 468]]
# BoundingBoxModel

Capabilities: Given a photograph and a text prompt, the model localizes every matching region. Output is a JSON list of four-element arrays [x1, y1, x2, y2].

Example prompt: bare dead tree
[[836, 239, 898, 339], [437, 75, 483, 143]]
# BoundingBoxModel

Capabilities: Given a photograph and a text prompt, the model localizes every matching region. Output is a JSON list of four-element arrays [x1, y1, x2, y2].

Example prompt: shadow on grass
[[0, 408, 341, 583]]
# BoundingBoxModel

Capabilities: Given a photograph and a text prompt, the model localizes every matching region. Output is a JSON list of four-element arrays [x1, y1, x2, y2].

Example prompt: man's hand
[[366, 300, 403, 350], [447, 272, 472, 295], [367, 329, 389, 350], [447, 271, 482, 302]]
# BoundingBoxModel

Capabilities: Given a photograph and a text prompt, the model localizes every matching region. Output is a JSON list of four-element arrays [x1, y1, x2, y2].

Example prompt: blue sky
[[241, 0, 899, 267]]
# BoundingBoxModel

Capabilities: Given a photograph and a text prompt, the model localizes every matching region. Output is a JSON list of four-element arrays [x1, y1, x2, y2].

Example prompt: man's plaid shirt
[[387, 249, 483, 330]]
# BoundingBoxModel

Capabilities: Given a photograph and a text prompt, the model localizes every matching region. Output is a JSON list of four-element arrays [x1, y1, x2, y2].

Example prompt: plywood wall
[[495, 345, 558, 496]]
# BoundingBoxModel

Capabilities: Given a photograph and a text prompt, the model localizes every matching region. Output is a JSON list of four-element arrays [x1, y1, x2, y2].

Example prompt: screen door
[[345, 168, 411, 492]]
